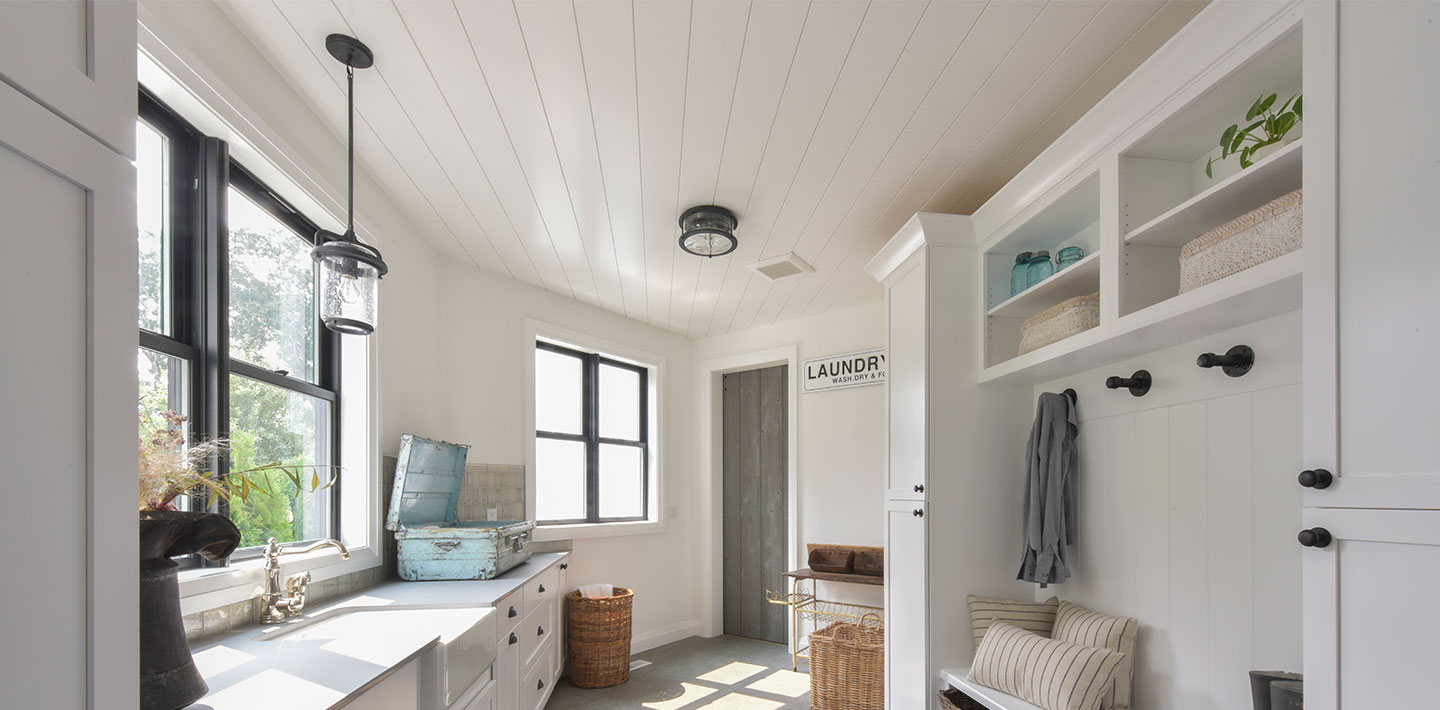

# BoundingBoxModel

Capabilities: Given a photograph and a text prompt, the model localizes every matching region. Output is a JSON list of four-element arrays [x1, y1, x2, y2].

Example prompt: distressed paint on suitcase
[[387, 435, 536, 581]]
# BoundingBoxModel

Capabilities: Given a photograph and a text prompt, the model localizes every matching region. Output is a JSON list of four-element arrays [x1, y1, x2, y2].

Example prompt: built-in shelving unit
[[987, 251, 1099, 320]]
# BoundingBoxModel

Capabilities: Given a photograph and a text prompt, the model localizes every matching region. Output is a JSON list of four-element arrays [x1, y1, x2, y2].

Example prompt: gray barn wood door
[[722, 365, 788, 643]]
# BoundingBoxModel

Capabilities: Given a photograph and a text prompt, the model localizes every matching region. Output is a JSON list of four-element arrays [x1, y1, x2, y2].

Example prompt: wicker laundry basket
[[1018, 292, 1100, 355], [566, 587, 634, 689], [938, 687, 988, 710], [809, 618, 885, 710], [1179, 188, 1302, 293]]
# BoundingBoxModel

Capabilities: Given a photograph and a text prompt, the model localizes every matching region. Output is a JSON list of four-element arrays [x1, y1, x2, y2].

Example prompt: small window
[[534, 340, 649, 524]]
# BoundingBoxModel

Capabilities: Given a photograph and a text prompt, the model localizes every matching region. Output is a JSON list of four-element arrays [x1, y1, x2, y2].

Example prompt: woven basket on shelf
[[566, 587, 634, 689], [809, 616, 885, 710], [1179, 188, 1302, 293], [1018, 292, 1100, 355], [938, 687, 988, 710]]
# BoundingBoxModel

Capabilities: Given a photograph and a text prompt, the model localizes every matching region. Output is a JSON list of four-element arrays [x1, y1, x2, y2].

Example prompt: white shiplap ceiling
[[220, 0, 1205, 338]]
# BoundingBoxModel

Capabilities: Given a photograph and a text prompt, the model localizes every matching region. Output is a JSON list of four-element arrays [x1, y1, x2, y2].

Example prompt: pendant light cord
[[347, 64, 355, 236]]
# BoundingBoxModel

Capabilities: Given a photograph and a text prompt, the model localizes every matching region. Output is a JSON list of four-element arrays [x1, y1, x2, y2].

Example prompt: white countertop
[[184, 552, 568, 710]]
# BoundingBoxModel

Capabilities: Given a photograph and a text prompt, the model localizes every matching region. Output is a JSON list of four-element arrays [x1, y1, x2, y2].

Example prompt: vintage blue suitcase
[[386, 434, 535, 581]]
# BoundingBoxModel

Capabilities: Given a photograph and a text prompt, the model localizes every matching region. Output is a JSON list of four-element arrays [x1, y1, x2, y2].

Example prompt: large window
[[137, 90, 340, 555], [534, 340, 649, 524]]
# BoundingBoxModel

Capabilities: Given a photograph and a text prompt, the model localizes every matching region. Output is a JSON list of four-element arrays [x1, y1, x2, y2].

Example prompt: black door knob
[[913, 484, 925, 493], [1197, 345, 1255, 377], [1298, 469, 1333, 489], [560, 563, 568, 570], [1298, 528, 1333, 548], [1105, 370, 1152, 397], [912, 508, 924, 518], [509, 632, 518, 645], [508, 606, 518, 618]]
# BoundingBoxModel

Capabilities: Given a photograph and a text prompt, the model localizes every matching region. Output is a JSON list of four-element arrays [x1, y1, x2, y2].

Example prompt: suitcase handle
[[432, 540, 461, 552]]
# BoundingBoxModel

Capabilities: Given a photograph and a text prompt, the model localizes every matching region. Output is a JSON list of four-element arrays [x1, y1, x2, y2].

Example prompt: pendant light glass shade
[[678, 205, 738, 258], [311, 33, 389, 336], [314, 230, 387, 335]]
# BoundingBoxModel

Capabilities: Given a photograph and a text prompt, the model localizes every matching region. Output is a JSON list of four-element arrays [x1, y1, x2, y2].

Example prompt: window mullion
[[198, 138, 230, 537], [585, 352, 600, 524]]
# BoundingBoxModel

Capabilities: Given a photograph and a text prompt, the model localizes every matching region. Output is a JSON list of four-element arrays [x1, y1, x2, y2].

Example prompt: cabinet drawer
[[520, 597, 557, 675], [523, 563, 561, 618], [495, 588, 525, 642], [494, 631, 520, 710], [520, 638, 557, 710]]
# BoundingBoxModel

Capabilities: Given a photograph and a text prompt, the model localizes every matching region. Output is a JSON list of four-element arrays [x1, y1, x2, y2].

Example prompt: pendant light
[[311, 33, 389, 336], [678, 205, 738, 258]]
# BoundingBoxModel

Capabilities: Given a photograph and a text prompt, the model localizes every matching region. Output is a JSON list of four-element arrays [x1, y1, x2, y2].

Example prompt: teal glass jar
[[1010, 252, 1033, 297], [1026, 250, 1054, 287], [1056, 246, 1086, 271]]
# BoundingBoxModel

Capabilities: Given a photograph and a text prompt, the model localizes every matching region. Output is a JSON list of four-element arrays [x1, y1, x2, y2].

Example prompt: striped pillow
[[967, 595, 1059, 649], [1051, 601, 1140, 710], [967, 622, 1125, 710]]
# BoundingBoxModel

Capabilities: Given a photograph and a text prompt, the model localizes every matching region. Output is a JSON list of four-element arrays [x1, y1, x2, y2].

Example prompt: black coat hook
[[1197, 345, 1254, 377], [1062, 388, 1077, 406], [1105, 370, 1152, 397]]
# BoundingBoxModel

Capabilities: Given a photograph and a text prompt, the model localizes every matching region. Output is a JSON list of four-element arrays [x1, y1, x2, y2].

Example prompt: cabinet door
[[0, 82, 135, 709], [495, 630, 521, 710], [884, 500, 928, 710], [0, 0, 135, 154], [1301, 509, 1440, 708], [886, 255, 928, 500]]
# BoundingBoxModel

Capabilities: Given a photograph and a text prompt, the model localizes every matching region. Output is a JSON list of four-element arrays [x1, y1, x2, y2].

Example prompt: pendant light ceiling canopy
[[311, 33, 389, 336], [678, 205, 738, 258]]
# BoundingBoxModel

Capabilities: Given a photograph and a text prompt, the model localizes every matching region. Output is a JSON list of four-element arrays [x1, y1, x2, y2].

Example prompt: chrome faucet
[[260, 537, 350, 624]]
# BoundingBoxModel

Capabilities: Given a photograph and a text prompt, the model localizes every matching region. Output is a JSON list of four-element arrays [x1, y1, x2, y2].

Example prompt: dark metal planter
[[139, 511, 240, 710]]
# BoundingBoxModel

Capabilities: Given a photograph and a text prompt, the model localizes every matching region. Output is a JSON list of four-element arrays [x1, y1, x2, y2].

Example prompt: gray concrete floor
[[547, 635, 811, 710]]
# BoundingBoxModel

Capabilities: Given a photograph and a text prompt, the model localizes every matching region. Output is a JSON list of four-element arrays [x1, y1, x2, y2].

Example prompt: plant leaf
[[1239, 146, 1254, 169], [1219, 124, 1238, 151], [1278, 94, 1296, 115], [1231, 132, 1247, 153], [1246, 95, 1265, 121], [1274, 113, 1297, 139], [1294, 95, 1303, 120], [1206, 157, 1215, 179], [312, 470, 320, 491]]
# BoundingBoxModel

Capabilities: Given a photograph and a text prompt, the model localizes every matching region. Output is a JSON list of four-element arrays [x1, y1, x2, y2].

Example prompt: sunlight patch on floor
[[744, 669, 810, 698], [697, 661, 769, 685], [695, 692, 785, 710], [642, 681, 719, 710]]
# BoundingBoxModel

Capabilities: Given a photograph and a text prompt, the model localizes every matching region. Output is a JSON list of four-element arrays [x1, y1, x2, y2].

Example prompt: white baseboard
[[631, 619, 701, 654]]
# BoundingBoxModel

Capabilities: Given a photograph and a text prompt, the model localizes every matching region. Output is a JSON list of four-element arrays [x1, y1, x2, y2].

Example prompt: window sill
[[177, 544, 382, 616], [533, 519, 664, 542]]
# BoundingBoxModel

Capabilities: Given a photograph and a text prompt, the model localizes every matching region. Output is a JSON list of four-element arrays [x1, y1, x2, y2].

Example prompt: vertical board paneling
[[1251, 383, 1303, 671], [1207, 393, 1254, 710], [1166, 401, 1209, 708], [721, 372, 741, 635], [1132, 407, 1172, 710], [722, 365, 788, 643], [760, 365, 789, 642]]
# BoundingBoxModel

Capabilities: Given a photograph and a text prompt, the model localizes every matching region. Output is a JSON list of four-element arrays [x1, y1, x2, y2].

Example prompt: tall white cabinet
[[0, 4, 137, 709], [871, 214, 1032, 710], [1301, 2, 1440, 707]]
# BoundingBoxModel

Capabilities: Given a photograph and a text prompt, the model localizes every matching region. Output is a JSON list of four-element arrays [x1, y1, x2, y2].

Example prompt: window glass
[[535, 438, 586, 521], [228, 373, 332, 548], [138, 347, 187, 428], [599, 364, 641, 441], [228, 187, 318, 382], [535, 348, 583, 434], [137, 121, 170, 335], [598, 444, 644, 519]]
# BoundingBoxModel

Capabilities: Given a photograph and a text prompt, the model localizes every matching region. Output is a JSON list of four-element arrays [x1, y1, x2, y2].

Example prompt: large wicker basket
[[938, 688, 987, 710], [809, 619, 884, 710], [1018, 292, 1100, 355], [566, 587, 634, 689], [1179, 188, 1302, 293]]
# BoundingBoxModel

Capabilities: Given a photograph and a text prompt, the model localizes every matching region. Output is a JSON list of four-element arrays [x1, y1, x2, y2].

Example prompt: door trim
[[697, 346, 800, 644]]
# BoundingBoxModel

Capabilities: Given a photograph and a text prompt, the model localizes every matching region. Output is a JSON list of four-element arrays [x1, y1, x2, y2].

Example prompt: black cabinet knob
[[1298, 528, 1333, 548], [912, 508, 924, 518], [560, 563, 568, 570], [538, 679, 545, 690], [913, 484, 924, 493], [1197, 345, 1255, 377], [508, 606, 518, 618], [538, 625, 545, 636], [1104, 370, 1152, 397], [538, 584, 546, 593], [509, 632, 518, 645], [1298, 469, 1334, 489]]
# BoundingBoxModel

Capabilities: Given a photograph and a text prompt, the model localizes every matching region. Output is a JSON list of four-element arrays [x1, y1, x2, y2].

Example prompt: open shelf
[[1126, 139, 1301, 248], [941, 669, 1042, 710], [987, 252, 1099, 320], [979, 250, 1301, 383]]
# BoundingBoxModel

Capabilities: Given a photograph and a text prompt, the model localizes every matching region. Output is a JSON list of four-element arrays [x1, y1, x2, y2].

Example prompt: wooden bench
[[940, 669, 1044, 710]]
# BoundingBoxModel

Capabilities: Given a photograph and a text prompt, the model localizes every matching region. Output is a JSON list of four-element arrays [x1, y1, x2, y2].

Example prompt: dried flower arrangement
[[138, 410, 335, 511]]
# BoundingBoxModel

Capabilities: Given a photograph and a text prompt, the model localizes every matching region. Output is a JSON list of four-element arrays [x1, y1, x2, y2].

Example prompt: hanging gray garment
[[1017, 392, 1078, 587]]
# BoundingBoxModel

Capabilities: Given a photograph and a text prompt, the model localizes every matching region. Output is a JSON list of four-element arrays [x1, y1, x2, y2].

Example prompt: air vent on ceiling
[[749, 253, 814, 281]]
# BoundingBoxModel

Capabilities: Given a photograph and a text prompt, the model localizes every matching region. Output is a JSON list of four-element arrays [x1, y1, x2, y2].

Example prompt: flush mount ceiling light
[[311, 33, 389, 336], [678, 205, 738, 258]]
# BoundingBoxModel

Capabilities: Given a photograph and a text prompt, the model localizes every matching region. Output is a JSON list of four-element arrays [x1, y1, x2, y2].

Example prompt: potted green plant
[[1206, 92, 1303, 178], [138, 411, 335, 710]]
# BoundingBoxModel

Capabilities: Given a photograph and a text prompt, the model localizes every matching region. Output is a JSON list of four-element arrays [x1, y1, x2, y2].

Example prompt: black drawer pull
[[508, 606, 518, 618], [537, 625, 545, 636], [538, 583, 547, 593], [538, 679, 545, 690], [913, 484, 924, 493], [560, 563, 568, 570], [509, 632, 518, 645], [912, 508, 923, 518]]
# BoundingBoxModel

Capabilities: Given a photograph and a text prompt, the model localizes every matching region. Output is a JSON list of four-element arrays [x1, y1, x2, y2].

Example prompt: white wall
[[695, 301, 887, 608], [1034, 311, 1303, 710]]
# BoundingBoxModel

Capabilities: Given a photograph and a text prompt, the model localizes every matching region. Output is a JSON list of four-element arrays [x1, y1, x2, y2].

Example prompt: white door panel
[[886, 257, 927, 500], [885, 500, 927, 710]]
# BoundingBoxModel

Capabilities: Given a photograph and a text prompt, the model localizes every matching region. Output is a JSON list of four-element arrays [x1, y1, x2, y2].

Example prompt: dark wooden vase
[[139, 510, 241, 710]]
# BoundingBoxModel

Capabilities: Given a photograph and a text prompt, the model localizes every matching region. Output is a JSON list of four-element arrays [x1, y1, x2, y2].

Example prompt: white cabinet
[[885, 256, 929, 501], [347, 658, 421, 710], [492, 555, 567, 710], [1302, 2, 1440, 707], [884, 501, 928, 710]]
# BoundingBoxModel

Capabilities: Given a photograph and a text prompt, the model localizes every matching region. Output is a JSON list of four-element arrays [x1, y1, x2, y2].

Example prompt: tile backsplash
[[382, 455, 527, 522]]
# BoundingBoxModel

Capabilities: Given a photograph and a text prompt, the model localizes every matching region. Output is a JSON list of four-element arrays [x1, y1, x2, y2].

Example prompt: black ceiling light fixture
[[678, 205, 738, 258], [311, 33, 389, 336]]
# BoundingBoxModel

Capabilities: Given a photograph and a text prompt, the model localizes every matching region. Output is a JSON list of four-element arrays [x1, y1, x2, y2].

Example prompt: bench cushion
[[967, 622, 1124, 710], [1051, 601, 1139, 710], [967, 595, 1059, 648]]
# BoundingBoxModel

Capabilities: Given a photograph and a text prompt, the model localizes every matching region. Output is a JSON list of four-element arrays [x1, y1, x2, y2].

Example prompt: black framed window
[[137, 89, 340, 557], [534, 340, 649, 524]]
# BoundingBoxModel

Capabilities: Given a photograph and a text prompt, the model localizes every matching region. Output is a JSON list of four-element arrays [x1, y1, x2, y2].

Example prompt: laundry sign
[[802, 348, 886, 393]]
